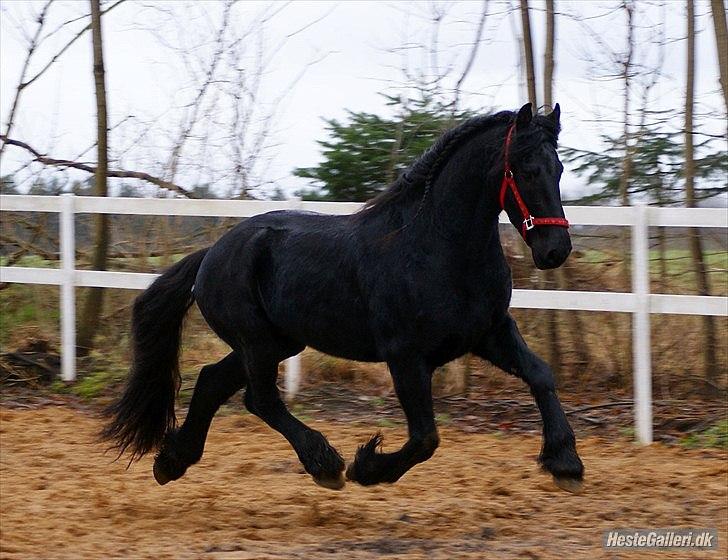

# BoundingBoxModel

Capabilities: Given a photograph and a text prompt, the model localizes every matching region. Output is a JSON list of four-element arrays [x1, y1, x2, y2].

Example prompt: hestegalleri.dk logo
[[603, 528, 718, 549]]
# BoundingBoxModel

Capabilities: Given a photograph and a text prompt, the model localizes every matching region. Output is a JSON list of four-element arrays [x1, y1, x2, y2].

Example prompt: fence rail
[[1, 194, 727, 445]]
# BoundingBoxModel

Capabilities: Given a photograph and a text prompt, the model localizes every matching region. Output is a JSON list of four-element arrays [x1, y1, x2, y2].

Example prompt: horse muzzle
[[530, 228, 572, 270]]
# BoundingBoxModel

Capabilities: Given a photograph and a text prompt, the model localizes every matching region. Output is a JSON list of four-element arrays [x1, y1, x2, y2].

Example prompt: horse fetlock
[[299, 432, 345, 489], [152, 430, 200, 485], [153, 448, 188, 485], [346, 434, 403, 486], [415, 431, 439, 461], [539, 443, 584, 493]]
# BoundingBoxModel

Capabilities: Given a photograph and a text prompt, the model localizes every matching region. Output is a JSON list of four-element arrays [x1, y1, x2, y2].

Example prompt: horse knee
[[525, 360, 556, 395], [244, 390, 283, 420], [531, 374, 555, 396]]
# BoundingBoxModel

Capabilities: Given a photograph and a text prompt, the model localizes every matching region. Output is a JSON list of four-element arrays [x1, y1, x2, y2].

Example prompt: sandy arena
[[0, 406, 726, 559]]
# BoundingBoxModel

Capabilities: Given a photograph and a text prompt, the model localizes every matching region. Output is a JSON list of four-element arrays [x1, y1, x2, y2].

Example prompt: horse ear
[[548, 103, 561, 125], [516, 103, 533, 130]]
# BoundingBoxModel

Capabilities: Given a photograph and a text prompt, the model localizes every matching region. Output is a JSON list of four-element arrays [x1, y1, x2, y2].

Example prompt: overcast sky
[[0, 0, 725, 200]]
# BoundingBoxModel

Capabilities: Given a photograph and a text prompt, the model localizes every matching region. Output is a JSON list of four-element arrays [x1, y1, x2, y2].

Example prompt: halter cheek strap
[[499, 123, 569, 239]]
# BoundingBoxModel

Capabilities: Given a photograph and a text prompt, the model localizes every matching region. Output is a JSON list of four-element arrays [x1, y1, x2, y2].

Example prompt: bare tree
[[0, 0, 53, 163], [0, 1, 126, 164], [542, 0, 561, 373], [710, 0, 728, 115], [543, 0, 556, 111], [451, 0, 490, 114], [519, 0, 537, 108], [617, 0, 635, 209], [76, 0, 110, 354], [684, 0, 717, 391]]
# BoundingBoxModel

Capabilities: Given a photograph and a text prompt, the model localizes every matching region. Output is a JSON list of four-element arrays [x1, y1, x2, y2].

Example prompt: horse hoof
[[153, 461, 172, 486], [553, 476, 583, 494], [313, 471, 346, 490]]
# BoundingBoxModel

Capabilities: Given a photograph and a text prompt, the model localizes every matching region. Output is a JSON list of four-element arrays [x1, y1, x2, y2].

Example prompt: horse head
[[500, 103, 571, 270]]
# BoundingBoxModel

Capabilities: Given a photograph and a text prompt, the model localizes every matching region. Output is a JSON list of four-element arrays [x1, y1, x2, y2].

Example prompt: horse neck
[[356, 121, 508, 257], [417, 129, 505, 253]]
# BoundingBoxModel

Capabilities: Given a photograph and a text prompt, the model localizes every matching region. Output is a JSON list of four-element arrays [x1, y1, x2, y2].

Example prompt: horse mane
[[358, 109, 560, 217]]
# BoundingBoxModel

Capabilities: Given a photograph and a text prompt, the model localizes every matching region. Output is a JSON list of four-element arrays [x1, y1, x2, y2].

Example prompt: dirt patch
[[0, 407, 726, 559]]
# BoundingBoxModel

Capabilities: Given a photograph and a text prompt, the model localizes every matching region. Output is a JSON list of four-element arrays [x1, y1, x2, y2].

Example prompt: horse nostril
[[547, 249, 560, 265]]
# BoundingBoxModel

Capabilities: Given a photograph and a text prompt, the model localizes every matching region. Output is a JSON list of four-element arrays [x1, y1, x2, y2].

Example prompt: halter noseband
[[499, 123, 570, 239]]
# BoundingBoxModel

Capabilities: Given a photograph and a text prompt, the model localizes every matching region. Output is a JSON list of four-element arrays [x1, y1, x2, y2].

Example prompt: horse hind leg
[[242, 346, 346, 490], [153, 351, 246, 485]]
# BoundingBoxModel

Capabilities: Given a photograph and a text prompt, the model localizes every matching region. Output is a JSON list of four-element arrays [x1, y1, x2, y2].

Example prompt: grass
[[576, 248, 727, 295], [51, 367, 126, 401], [680, 420, 728, 450], [0, 284, 59, 348], [292, 403, 313, 422], [618, 426, 636, 439], [0, 255, 59, 268]]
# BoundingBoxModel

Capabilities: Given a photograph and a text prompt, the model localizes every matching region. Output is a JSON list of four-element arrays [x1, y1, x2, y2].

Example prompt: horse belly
[[267, 269, 381, 362], [279, 307, 381, 362]]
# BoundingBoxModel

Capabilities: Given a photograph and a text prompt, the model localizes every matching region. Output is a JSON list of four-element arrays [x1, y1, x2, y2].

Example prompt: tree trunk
[[543, 0, 556, 111], [710, 0, 728, 114], [685, 0, 718, 392], [616, 1, 636, 378], [618, 2, 635, 213], [562, 266, 591, 377], [77, 0, 110, 355], [519, 0, 538, 108], [542, 0, 561, 378]]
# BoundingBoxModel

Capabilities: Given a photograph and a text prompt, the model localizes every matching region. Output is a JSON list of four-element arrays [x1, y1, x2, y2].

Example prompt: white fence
[[1, 194, 727, 444]]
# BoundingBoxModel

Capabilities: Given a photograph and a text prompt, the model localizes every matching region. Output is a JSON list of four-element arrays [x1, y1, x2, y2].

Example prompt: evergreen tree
[[295, 95, 472, 201], [563, 128, 727, 205]]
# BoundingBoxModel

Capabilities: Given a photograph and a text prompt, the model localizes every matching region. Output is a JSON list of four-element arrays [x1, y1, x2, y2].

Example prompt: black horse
[[102, 103, 584, 493]]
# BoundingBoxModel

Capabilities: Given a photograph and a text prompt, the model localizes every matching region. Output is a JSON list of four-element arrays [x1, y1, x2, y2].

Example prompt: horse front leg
[[346, 358, 439, 485], [475, 314, 584, 492]]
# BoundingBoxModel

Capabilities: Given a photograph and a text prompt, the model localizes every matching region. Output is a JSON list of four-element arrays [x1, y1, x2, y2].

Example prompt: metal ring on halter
[[504, 169, 513, 179], [523, 216, 535, 231]]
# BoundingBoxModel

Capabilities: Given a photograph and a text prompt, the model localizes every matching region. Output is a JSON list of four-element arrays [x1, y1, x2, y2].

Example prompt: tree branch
[[452, 0, 489, 112], [20, 0, 126, 93], [0, 0, 54, 162], [1, 135, 196, 198]]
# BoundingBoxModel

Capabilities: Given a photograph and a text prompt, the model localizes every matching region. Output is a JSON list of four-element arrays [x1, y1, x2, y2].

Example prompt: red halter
[[499, 123, 570, 239]]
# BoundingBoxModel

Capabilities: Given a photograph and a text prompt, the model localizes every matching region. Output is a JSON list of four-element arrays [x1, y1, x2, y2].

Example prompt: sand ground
[[0, 406, 726, 559]]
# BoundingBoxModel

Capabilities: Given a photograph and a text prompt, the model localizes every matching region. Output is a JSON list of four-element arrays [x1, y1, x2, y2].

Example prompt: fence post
[[631, 202, 652, 444], [60, 193, 76, 382], [284, 195, 303, 401]]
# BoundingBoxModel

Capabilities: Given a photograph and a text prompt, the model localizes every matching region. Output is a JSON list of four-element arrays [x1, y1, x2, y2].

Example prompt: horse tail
[[101, 248, 209, 461]]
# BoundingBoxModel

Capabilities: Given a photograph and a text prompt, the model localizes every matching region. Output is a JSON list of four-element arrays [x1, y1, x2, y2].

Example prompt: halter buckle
[[523, 216, 535, 230]]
